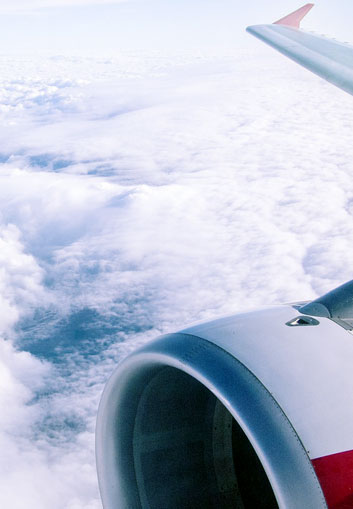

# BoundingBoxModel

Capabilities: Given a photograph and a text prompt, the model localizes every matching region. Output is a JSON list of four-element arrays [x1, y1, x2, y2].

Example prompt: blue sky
[[0, 0, 353, 55]]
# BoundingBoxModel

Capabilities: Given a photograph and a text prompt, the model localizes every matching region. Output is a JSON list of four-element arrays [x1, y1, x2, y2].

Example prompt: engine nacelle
[[96, 300, 353, 508]]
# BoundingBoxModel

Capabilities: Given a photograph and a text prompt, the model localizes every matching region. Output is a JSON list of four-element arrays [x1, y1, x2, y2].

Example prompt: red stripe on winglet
[[312, 449, 353, 508], [274, 3, 314, 29]]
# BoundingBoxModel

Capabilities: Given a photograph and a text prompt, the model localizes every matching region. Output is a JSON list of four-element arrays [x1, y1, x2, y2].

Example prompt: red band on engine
[[312, 450, 353, 508]]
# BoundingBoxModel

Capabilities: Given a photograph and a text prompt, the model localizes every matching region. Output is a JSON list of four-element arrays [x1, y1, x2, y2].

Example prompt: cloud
[[0, 224, 47, 334], [0, 48, 353, 507]]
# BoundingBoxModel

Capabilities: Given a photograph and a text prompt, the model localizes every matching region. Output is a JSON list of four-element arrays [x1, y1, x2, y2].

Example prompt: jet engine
[[96, 281, 353, 508], [96, 5, 353, 507]]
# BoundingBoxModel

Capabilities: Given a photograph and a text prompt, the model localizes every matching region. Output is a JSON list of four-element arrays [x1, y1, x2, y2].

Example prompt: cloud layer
[[0, 49, 353, 507]]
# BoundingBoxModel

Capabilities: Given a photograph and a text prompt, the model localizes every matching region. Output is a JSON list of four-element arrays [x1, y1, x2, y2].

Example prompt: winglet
[[274, 3, 314, 29]]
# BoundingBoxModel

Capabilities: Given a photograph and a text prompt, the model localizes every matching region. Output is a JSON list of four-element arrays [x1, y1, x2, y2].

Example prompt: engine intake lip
[[96, 333, 327, 509]]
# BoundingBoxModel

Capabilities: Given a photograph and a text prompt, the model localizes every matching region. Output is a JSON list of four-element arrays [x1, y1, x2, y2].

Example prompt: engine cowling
[[96, 300, 353, 508]]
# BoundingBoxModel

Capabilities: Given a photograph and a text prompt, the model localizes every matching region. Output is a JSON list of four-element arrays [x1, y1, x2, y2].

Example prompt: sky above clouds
[[0, 1, 353, 508], [0, 0, 125, 11], [0, 0, 353, 54]]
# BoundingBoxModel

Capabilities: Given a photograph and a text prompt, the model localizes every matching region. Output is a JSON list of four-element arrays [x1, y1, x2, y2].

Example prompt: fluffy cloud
[[0, 48, 353, 507]]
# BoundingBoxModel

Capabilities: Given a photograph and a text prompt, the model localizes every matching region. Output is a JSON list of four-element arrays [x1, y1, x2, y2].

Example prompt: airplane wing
[[247, 3, 353, 96]]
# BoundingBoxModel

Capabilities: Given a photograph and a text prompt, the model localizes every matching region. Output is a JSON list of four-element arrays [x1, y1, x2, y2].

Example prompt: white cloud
[[0, 49, 352, 506], [0, 224, 47, 334]]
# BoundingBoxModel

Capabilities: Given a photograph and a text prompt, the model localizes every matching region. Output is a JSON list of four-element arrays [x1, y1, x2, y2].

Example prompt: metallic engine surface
[[96, 328, 328, 508]]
